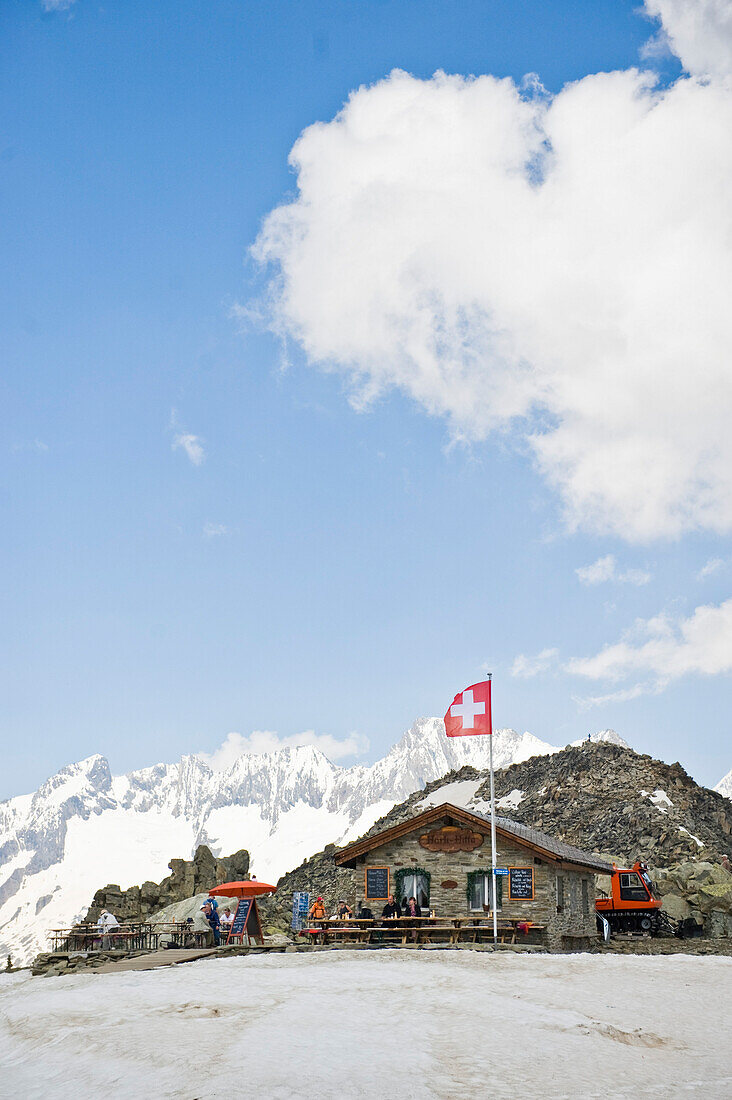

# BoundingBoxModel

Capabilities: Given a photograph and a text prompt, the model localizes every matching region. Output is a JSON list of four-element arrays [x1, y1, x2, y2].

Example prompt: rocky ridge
[[262, 742, 732, 933]]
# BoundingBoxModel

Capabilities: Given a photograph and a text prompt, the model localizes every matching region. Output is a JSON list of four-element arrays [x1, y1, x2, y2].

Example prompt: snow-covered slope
[[0, 718, 609, 963], [569, 729, 630, 748], [714, 768, 732, 801]]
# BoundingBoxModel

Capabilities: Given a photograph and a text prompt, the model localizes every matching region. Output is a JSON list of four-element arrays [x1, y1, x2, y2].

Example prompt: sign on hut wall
[[365, 866, 390, 900], [508, 867, 534, 900], [419, 826, 483, 853]]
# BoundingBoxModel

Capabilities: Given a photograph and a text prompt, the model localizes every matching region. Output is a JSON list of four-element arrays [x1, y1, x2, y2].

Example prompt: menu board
[[508, 867, 534, 900], [226, 897, 264, 945], [229, 898, 252, 936], [365, 866, 390, 900]]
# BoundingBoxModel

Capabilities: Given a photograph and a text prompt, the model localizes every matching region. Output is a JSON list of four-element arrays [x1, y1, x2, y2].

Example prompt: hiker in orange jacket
[[308, 896, 327, 920]]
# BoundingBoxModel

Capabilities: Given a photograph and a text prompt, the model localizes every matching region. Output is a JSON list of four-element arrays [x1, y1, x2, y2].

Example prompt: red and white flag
[[444, 680, 492, 738]]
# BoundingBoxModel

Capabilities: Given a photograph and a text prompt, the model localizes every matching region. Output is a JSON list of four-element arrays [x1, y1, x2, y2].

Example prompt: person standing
[[96, 908, 120, 950], [308, 896, 327, 920], [202, 900, 221, 946]]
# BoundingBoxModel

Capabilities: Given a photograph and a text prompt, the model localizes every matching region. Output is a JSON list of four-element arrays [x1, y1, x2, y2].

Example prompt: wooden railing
[[48, 922, 213, 953]]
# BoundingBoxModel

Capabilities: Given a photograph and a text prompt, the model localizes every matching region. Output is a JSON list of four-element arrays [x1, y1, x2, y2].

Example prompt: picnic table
[[297, 916, 547, 947], [151, 922, 211, 949], [48, 923, 159, 952]]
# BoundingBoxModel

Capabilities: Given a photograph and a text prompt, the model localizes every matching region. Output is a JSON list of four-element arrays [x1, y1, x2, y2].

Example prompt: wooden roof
[[334, 802, 612, 874]]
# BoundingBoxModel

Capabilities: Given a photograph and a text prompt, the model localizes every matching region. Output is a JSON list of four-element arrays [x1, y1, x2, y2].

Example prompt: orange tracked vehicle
[[595, 860, 667, 935]]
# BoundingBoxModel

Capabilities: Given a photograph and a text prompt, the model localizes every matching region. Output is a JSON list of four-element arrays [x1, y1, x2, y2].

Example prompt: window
[[619, 872, 650, 902], [557, 875, 565, 911], [582, 879, 589, 917], [469, 874, 502, 912], [398, 870, 430, 912]]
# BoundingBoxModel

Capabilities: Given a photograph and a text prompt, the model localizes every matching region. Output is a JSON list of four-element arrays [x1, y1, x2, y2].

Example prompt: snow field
[[1, 951, 731, 1098]]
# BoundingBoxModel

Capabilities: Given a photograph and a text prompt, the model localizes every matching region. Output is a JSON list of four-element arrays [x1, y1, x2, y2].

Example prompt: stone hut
[[334, 802, 612, 950]]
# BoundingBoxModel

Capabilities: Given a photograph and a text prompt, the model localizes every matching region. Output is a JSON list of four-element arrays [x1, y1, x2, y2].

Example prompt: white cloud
[[200, 729, 370, 771], [203, 522, 228, 538], [643, 0, 732, 79], [172, 432, 205, 466], [567, 596, 732, 704], [576, 554, 651, 586], [697, 556, 725, 580], [511, 648, 559, 678], [576, 555, 617, 585], [42, 0, 75, 10], [251, 1, 732, 542]]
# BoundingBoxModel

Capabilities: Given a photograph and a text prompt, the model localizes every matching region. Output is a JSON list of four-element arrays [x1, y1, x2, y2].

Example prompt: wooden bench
[[414, 926, 460, 945], [321, 927, 373, 945]]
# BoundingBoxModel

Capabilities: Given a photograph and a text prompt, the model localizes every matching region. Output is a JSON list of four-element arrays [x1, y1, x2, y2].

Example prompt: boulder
[[660, 893, 692, 922], [695, 883, 732, 914]]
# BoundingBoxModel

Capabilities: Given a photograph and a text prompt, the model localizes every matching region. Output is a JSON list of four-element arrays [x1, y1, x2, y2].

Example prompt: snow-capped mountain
[[714, 768, 732, 801], [1, 718, 615, 964]]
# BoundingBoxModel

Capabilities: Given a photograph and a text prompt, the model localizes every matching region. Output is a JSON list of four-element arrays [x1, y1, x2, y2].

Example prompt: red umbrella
[[209, 880, 276, 898]]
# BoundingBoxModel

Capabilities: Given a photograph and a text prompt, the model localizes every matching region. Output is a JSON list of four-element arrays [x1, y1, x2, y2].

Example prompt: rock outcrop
[[85, 844, 249, 924]]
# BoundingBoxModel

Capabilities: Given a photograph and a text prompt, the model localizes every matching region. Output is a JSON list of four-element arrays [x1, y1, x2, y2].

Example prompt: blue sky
[[2, 0, 731, 799]]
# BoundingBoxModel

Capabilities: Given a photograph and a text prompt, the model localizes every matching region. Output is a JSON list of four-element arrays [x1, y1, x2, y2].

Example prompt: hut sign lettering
[[419, 826, 483, 853]]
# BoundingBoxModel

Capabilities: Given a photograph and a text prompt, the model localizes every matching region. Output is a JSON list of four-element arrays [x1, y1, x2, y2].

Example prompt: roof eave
[[334, 801, 612, 874]]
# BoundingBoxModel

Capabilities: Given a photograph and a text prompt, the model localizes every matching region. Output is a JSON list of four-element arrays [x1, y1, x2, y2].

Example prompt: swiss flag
[[444, 680, 492, 737]]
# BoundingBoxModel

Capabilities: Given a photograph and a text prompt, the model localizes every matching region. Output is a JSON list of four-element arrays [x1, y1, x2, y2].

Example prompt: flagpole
[[487, 673, 497, 945]]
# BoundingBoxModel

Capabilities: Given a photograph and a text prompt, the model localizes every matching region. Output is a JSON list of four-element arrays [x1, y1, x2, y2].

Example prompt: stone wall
[[350, 816, 598, 948]]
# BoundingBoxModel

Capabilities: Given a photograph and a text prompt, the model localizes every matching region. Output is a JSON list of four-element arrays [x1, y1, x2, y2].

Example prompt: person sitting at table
[[356, 900, 374, 923], [404, 896, 420, 920], [220, 906, 234, 930], [308, 896, 327, 920], [381, 894, 401, 920], [336, 900, 352, 920], [404, 895, 420, 941]]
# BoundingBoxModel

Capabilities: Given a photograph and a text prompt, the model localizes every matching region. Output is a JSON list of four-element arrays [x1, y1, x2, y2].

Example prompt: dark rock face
[[85, 845, 249, 924], [485, 743, 731, 866]]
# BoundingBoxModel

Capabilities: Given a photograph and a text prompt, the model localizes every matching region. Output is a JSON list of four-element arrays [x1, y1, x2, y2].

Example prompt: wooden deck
[[92, 948, 219, 974]]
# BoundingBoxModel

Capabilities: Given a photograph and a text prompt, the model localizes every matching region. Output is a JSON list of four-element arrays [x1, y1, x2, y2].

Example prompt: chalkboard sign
[[365, 866, 390, 900], [509, 867, 534, 900], [229, 898, 252, 937], [227, 897, 264, 945]]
